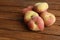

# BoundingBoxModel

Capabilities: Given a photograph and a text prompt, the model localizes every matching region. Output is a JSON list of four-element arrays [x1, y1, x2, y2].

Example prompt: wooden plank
[[55, 17, 60, 25], [0, 37, 17, 40], [0, 6, 21, 12], [0, 10, 59, 20], [0, 30, 60, 40], [0, 2, 60, 12], [0, 0, 60, 40], [48, 10, 60, 17], [49, 4, 60, 10], [0, 12, 23, 20], [0, 0, 60, 10], [0, 9, 59, 17], [0, 18, 60, 36], [39, 25, 60, 36], [48, 10, 60, 25], [0, 5, 60, 12], [0, 10, 59, 25], [0, 19, 25, 31], [45, 0, 60, 2], [0, 0, 60, 6]]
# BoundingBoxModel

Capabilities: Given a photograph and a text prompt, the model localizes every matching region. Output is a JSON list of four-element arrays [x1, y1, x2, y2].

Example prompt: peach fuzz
[[24, 11, 39, 23], [34, 2, 49, 13], [28, 16, 44, 31], [40, 12, 56, 26]]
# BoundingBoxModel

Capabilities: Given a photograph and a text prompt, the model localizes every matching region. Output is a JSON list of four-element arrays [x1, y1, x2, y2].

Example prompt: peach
[[24, 11, 39, 23], [27, 5, 33, 10], [34, 2, 49, 13], [22, 5, 33, 14], [28, 16, 44, 31], [22, 8, 31, 14], [40, 12, 56, 26]]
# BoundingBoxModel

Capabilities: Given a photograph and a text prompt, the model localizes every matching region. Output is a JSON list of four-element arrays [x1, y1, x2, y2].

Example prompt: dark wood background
[[0, 0, 60, 40]]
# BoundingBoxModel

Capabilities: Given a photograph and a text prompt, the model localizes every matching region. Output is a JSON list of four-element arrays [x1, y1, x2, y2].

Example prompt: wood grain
[[0, 0, 60, 10], [0, 30, 60, 40], [0, 10, 59, 21], [0, 0, 60, 40]]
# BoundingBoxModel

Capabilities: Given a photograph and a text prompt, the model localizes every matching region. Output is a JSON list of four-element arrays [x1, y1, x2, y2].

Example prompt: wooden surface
[[0, 0, 60, 40]]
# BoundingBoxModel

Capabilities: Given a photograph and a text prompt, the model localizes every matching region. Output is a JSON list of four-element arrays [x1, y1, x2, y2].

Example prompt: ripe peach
[[40, 12, 56, 26], [27, 5, 33, 10], [28, 16, 44, 31], [22, 8, 31, 14], [24, 11, 39, 23], [22, 5, 33, 14], [34, 2, 49, 13]]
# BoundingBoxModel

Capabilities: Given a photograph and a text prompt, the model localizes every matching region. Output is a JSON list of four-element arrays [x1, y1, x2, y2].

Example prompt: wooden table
[[0, 0, 60, 40]]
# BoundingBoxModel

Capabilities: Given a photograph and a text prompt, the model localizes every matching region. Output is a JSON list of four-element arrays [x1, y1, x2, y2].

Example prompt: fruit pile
[[22, 2, 56, 31]]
